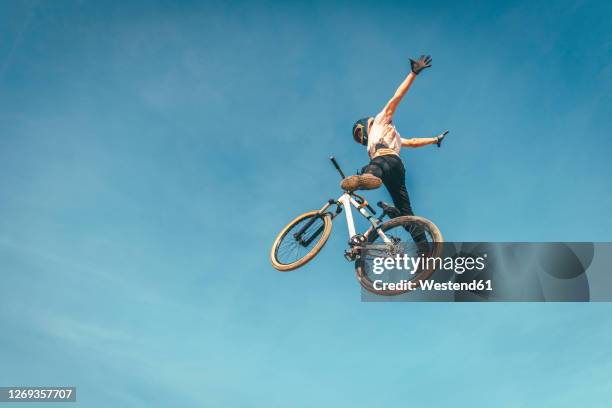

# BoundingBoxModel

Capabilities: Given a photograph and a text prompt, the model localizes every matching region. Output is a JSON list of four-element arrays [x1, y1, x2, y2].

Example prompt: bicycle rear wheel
[[355, 215, 443, 295], [270, 211, 332, 271]]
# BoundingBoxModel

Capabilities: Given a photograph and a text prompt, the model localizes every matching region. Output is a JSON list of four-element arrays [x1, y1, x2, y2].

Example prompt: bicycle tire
[[355, 215, 443, 295], [270, 211, 333, 271]]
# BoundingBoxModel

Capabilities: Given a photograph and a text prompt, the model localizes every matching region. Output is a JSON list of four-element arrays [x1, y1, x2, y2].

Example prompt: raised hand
[[410, 55, 432, 75]]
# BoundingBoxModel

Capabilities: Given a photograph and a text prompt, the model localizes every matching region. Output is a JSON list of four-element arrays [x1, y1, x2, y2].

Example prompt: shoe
[[340, 174, 382, 191]]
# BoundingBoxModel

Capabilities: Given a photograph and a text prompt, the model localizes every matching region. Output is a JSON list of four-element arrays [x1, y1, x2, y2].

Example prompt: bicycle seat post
[[329, 156, 346, 179]]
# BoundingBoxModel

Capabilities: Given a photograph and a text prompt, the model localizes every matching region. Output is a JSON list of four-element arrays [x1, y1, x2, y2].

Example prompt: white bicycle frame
[[319, 193, 392, 244]]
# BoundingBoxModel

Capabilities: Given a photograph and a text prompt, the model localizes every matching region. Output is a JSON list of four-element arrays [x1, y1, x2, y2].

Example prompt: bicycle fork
[[292, 200, 336, 247]]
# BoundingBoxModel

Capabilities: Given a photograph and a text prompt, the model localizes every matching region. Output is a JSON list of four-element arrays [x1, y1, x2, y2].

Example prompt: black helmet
[[352, 117, 373, 145]]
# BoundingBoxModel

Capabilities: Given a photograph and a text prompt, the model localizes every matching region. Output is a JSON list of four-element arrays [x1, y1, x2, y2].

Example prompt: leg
[[382, 158, 429, 248], [387, 180, 415, 217], [389, 183, 430, 254], [378, 156, 413, 216]]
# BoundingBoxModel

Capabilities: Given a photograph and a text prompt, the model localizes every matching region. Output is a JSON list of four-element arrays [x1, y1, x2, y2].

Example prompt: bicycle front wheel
[[270, 211, 333, 271]]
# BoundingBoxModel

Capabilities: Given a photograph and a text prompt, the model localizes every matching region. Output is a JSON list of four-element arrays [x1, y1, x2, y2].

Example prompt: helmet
[[352, 117, 373, 146]]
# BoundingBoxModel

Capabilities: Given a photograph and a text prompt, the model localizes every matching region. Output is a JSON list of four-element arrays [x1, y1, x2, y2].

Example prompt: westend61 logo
[[370, 253, 491, 292]]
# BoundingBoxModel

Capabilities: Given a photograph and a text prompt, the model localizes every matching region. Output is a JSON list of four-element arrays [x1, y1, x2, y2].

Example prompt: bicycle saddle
[[377, 201, 401, 218]]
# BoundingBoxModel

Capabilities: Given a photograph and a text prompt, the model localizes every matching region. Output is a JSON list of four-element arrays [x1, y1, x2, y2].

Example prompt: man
[[341, 55, 447, 241]]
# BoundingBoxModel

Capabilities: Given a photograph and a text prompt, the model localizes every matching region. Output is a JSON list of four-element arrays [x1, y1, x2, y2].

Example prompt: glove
[[436, 130, 449, 147], [410, 55, 432, 75]]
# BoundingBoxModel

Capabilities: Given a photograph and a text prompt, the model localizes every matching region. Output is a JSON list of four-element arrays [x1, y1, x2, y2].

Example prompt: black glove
[[436, 130, 449, 147], [410, 55, 432, 75]]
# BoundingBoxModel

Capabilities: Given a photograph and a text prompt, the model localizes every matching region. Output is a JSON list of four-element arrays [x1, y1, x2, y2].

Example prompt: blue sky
[[1, 0, 611, 406]]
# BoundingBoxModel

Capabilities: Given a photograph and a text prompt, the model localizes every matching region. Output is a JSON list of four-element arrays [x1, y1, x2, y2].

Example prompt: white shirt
[[367, 110, 402, 159]]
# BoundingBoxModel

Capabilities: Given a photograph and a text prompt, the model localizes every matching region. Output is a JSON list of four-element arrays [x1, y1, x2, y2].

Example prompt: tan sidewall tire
[[270, 211, 333, 272], [355, 216, 443, 296]]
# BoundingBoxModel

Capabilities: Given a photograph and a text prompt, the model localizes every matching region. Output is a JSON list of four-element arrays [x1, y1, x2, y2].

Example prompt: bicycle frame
[[292, 157, 392, 249], [317, 193, 392, 244], [324, 156, 393, 244]]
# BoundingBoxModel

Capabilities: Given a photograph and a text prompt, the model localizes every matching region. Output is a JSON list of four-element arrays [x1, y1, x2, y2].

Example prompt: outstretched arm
[[382, 55, 432, 119], [401, 137, 438, 148], [402, 130, 449, 148]]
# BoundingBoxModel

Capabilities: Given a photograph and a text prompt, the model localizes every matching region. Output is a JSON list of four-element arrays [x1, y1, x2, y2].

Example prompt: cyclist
[[341, 54, 447, 243]]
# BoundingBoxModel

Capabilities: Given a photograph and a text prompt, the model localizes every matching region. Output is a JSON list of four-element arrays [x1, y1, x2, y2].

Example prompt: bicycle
[[270, 156, 444, 295]]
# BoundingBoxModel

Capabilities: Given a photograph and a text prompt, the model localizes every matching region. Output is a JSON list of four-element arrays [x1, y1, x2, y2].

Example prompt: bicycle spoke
[[275, 215, 326, 265]]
